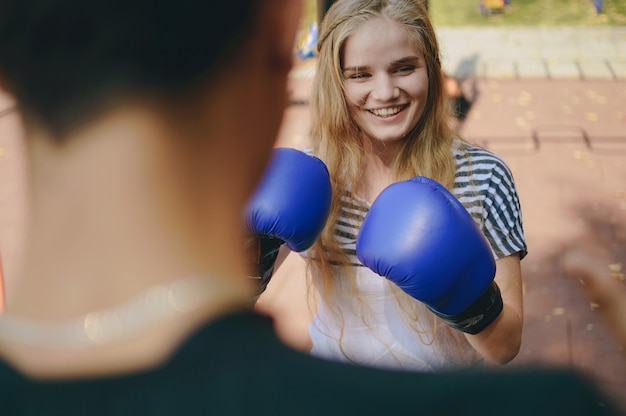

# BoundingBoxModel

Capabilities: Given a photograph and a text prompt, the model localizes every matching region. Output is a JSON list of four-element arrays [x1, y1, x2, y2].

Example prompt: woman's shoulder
[[452, 139, 506, 164], [452, 139, 514, 177]]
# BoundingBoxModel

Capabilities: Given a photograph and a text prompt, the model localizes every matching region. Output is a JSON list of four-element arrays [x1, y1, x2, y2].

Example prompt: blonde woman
[[305, 0, 527, 372]]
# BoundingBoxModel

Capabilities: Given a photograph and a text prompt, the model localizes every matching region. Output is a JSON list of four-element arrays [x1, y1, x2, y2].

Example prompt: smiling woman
[[296, 0, 528, 372]]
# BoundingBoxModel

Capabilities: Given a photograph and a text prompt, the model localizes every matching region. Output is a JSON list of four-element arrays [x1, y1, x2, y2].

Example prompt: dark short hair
[[0, 0, 257, 139]]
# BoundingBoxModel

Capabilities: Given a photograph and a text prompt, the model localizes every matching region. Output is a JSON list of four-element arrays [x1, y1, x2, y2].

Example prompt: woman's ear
[[257, 0, 304, 72]]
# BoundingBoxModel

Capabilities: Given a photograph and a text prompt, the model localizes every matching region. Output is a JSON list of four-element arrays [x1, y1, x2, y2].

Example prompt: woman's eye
[[348, 72, 370, 80], [395, 65, 415, 73]]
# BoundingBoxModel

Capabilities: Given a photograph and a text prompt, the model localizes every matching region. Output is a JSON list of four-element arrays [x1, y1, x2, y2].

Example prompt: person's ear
[[0, 73, 8, 95], [257, 0, 303, 72]]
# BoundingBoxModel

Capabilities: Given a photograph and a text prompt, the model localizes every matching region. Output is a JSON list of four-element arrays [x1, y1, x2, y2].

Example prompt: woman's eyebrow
[[393, 56, 420, 65], [342, 65, 370, 72], [342, 56, 421, 72]]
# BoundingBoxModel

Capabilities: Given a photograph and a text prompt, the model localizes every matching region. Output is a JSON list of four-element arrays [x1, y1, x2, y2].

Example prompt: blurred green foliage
[[301, 0, 319, 32], [300, 0, 626, 29], [430, 0, 626, 26]]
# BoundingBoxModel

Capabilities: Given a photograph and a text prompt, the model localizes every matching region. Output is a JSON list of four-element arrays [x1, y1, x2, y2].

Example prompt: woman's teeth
[[369, 106, 404, 117]]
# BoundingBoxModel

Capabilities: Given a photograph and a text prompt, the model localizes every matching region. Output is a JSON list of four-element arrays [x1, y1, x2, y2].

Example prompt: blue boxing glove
[[356, 176, 501, 334], [244, 147, 331, 292]]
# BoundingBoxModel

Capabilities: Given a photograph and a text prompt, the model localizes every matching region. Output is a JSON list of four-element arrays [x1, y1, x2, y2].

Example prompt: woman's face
[[341, 16, 429, 146]]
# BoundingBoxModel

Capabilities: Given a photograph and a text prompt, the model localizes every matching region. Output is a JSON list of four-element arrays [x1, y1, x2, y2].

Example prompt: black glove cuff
[[430, 281, 503, 335], [244, 235, 284, 294]]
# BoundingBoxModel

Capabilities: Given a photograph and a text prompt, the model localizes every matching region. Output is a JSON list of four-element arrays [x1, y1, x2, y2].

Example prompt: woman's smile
[[367, 104, 409, 118], [342, 16, 429, 144]]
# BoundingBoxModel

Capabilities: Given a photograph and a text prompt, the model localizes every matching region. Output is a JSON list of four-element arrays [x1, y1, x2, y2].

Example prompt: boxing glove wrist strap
[[244, 235, 284, 294], [430, 281, 503, 335]]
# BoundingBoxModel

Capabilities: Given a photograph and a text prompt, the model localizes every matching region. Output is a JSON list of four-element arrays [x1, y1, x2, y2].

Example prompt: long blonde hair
[[306, 0, 471, 362]]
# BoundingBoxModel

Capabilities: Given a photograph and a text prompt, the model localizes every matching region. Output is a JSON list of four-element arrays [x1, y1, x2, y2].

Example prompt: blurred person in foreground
[[0, 0, 619, 415]]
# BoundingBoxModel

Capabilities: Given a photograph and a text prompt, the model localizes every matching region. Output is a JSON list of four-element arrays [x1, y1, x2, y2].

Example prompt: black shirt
[[0, 311, 619, 415]]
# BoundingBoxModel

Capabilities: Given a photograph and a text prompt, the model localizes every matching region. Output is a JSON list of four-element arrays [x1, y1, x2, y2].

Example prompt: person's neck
[[0, 107, 255, 377], [357, 139, 400, 203]]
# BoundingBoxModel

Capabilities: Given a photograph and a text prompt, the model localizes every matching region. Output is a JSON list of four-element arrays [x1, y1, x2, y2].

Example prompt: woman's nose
[[371, 74, 399, 101]]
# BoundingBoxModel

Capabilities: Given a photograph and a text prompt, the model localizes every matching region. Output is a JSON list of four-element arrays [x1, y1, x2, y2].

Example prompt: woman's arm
[[464, 253, 524, 365]]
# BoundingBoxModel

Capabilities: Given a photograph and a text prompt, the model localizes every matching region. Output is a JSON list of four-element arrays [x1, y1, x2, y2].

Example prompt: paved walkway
[[437, 26, 626, 80]]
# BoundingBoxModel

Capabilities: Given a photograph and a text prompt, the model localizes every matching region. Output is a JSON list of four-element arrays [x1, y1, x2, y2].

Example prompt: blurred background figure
[[480, 0, 510, 16], [592, 0, 604, 14]]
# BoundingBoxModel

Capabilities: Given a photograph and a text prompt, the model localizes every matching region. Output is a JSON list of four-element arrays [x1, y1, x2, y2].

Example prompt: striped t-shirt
[[452, 141, 527, 259], [308, 140, 527, 371]]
